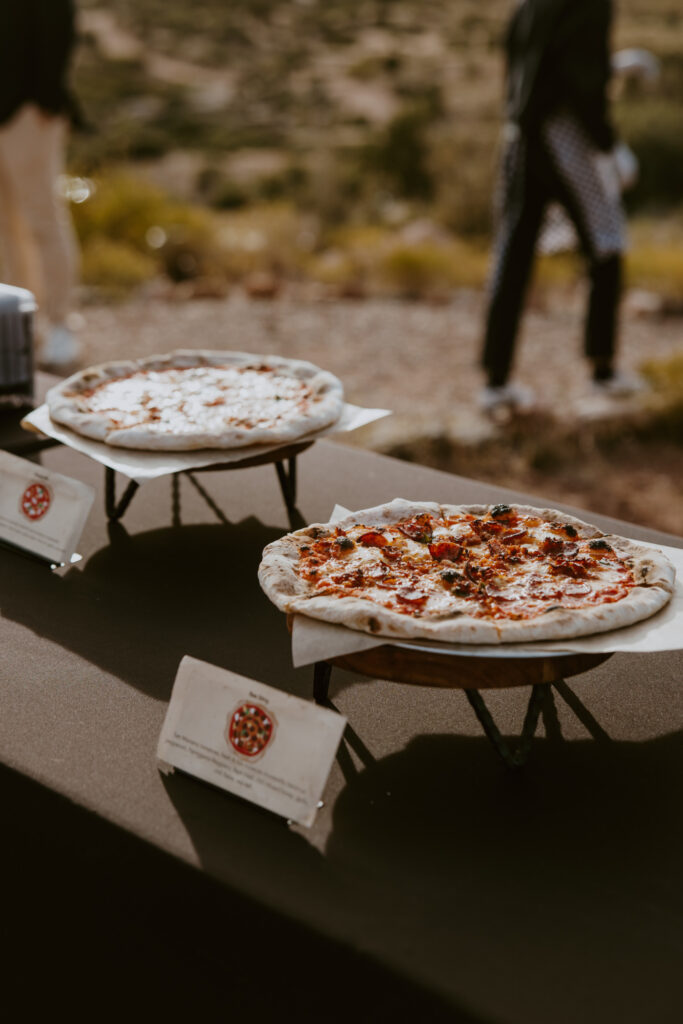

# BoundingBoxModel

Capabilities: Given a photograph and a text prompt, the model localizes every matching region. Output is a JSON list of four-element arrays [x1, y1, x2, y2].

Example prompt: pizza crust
[[46, 350, 345, 450], [259, 499, 676, 644]]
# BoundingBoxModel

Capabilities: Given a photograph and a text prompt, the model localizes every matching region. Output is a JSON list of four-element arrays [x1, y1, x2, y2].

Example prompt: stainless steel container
[[0, 284, 37, 407]]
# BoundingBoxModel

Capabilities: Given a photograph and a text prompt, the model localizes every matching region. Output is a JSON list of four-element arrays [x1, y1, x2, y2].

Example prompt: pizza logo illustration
[[226, 703, 276, 759], [20, 482, 52, 522]]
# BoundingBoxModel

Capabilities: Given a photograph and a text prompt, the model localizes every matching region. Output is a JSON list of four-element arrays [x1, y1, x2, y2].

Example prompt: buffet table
[[1, 428, 681, 1022]]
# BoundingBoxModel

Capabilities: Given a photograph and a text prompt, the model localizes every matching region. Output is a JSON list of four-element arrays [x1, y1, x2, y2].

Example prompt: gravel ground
[[75, 287, 683, 448], [77, 288, 682, 427], [71, 287, 683, 533]]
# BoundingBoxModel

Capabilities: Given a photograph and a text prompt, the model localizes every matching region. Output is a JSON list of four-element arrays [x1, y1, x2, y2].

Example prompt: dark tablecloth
[[1, 434, 681, 1022]]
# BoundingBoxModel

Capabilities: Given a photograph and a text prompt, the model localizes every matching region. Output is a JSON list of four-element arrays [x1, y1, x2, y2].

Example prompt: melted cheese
[[76, 365, 312, 435], [298, 512, 635, 622]]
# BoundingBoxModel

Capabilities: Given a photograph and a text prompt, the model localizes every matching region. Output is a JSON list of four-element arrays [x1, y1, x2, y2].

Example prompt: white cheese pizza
[[46, 350, 344, 450]]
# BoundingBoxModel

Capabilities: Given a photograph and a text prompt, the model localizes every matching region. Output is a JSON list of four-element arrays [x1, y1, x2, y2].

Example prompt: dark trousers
[[482, 137, 622, 388]]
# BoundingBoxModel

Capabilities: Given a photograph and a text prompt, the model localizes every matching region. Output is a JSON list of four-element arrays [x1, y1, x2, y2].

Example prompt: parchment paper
[[290, 504, 683, 666], [21, 402, 390, 482]]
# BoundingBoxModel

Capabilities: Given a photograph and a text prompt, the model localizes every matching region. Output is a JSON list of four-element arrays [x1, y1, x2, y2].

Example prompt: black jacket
[[0, 0, 76, 126], [505, 0, 615, 150]]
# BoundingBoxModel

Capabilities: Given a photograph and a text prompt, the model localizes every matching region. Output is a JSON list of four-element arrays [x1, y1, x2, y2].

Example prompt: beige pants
[[0, 104, 79, 326]]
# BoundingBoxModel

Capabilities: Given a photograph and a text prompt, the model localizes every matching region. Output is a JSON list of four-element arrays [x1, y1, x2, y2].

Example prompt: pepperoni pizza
[[259, 499, 675, 644]]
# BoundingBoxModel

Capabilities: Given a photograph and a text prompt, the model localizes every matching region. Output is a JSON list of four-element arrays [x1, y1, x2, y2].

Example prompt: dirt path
[[78, 288, 682, 429], [76, 289, 683, 533]]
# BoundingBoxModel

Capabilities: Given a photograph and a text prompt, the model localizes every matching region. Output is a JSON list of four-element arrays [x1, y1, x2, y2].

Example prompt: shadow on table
[[0, 516, 334, 701], [3, 760, 478, 1023], [319, 723, 683, 1024], [159, 767, 480, 1022], [158, 706, 683, 1023]]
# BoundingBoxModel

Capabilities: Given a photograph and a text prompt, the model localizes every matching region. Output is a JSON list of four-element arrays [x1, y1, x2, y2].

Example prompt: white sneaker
[[39, 325, 82, 372], [478, 382, 536, 414], [592, 370, 649, 397]]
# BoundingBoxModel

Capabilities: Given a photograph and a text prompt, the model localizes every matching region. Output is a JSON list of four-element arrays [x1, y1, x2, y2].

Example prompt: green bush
[[638, 353, 683, 443], [429, 124, 499, 237], [81, 238, 157, 294], [617, 98, 683, 210], [73, 171, 225, 285], [363, 92, 443, 201], [216, 201, 309, 278], [641, 352, 683, 394], [627, 241, 683, 296], [380, 244, 454, 297], [72, 172, 212, 248]]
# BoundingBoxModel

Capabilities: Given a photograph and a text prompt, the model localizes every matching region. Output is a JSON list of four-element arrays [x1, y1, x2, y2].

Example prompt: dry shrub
[[305, 248, 358, 289], [641, 352, 683, 394], [216, 202, 312, 278], [428, 124, 499, 236], [72, 172, 213, 248], [535, 252, 582, 288], [73, 171, 232, 286], [81, 238, 157, 295], [380, 240, 488, 297], [626, 242, 683, 297]]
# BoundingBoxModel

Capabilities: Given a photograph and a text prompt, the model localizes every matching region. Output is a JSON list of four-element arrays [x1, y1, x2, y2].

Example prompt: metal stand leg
[[171, 474, 181, 527], [105, 468, 140, 522], [275, 457, 297, 514], [313, 661, 332, 705], [465, 684, 546, 768]]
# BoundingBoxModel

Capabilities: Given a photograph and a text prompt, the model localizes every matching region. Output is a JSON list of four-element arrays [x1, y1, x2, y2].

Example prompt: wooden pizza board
[[287, 615, 612, 690], [327, 644, 612, 690]]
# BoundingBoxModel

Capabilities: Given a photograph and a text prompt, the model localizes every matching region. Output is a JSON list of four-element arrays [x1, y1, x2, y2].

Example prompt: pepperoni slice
[[540, 536, 564, 556], [358, 531, 390, 548], [549, 560, 592, 579], [331, 568, 365, 588], [541, 538, 579, 558], [429, 539, 463, 562], [501, 528, 528, 544], [471, 519, 504, 539], [397, 515, 434, 543]]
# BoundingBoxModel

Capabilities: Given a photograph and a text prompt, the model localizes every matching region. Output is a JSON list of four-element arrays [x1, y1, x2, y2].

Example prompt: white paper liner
[[21, 402, 390, 482], [290, 504, 683, 665]]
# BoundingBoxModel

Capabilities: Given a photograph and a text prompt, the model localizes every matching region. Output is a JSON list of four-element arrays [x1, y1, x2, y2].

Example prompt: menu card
[[158, 656, 346, 827], [0, 450, 94, 565]]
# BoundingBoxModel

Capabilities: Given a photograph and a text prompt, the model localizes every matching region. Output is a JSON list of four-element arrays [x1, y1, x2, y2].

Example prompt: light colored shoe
[[39, 325, 82, 372], [592, 370, 649, 397], [478, 382, 536, 414]]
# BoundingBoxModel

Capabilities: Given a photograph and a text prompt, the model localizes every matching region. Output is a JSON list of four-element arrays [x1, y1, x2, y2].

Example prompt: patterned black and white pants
[[482, 113, 626, 387]]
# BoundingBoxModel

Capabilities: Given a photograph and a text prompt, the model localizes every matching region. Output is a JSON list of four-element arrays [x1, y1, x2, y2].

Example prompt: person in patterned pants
[[481, 0, 643, 412]]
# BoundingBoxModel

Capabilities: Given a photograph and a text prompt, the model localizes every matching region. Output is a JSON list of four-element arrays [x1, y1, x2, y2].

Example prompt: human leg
[[482, 137, 547, 392], [0, 139, 40, 293], [586, 254, 621, 376], [541, 115, 627, 383], [0, 105, 80, 366]]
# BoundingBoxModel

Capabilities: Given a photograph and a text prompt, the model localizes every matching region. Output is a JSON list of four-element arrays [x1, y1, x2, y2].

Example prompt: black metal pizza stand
[[104, 440, 311, 525], [310, 642, 613, 768], [10, 373, 314, 526]]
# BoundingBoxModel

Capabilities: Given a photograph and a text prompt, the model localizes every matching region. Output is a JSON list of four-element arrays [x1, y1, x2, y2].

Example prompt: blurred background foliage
[[67, 0, 683, 300]]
